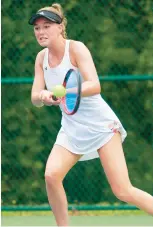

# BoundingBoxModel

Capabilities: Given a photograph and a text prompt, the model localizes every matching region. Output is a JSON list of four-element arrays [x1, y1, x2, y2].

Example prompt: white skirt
[[55, 128, 126, 161], [55, 95, 127, 161]]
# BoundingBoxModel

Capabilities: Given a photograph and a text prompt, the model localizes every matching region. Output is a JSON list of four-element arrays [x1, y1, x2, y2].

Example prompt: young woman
[[29, 3, 153, 226]]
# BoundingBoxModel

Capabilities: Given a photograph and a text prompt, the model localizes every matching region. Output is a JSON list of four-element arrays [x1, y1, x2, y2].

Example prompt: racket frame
[[62, 69, 81, 115]]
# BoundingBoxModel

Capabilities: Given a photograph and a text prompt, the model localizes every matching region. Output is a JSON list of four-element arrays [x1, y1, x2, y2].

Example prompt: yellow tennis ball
[[52, 85, 66, 98]]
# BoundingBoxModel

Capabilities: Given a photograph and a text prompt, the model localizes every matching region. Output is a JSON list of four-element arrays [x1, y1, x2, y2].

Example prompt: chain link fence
[[2, 0, 153, 212]]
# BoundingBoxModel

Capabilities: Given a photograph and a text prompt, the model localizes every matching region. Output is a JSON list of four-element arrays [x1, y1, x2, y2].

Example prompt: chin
[[39, 43, 47, 47]]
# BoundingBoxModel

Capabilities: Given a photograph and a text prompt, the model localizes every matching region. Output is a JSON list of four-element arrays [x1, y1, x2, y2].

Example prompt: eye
[[44, 25, 50, 29], [34, 27, 39, 31]]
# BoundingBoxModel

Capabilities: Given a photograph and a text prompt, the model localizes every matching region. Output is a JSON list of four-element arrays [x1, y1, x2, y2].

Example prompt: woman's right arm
[[31, 50, 46, 107], [31, 50, 61, 107]]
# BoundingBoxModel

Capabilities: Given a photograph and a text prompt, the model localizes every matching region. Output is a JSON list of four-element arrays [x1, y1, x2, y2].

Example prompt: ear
[[58, 23, 63, 34]]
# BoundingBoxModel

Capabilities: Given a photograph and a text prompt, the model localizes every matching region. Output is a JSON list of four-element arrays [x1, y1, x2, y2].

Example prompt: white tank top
[[43, 40, 127, 160], [43, 40, 77, 91]]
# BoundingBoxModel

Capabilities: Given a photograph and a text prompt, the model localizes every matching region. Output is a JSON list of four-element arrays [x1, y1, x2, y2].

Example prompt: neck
[[48, 37, 66, 58]]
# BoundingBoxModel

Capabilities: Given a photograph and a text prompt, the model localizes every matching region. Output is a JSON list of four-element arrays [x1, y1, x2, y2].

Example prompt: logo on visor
[[39, 12, 44, 15]]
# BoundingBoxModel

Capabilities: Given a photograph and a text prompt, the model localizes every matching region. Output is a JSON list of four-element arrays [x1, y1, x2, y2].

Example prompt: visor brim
[[28, 10, 62, 25]]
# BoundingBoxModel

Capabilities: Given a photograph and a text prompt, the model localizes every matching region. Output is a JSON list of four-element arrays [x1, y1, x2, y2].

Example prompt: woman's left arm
[[72, 41, 101, 97]]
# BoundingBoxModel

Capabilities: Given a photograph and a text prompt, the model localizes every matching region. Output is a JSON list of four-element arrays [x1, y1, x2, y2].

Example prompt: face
[[34, 17, 62, 47]]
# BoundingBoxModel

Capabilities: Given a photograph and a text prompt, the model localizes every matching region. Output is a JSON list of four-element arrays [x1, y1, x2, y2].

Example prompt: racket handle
[[52, 95, 58, 101]]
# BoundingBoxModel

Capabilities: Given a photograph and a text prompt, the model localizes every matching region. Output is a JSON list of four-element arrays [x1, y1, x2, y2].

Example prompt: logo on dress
[[45, 67, 47, 70], [108, 121, 119, 133]]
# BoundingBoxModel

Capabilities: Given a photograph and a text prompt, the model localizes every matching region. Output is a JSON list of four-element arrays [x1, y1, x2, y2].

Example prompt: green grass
[[2, 211, 153, 226]]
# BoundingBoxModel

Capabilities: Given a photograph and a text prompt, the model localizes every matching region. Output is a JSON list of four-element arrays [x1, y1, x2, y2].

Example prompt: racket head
[[62, 69, 81, 115]]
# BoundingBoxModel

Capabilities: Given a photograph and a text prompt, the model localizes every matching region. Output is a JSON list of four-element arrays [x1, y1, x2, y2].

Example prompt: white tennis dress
[[43, 40, 127, 161]]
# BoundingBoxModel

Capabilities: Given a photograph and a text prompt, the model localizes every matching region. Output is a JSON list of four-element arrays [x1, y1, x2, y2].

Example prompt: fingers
[[51, 97, 61, 106], [42, 95, 61, 106], [39, 90, 61, 106], [40, 91, 52, 105]]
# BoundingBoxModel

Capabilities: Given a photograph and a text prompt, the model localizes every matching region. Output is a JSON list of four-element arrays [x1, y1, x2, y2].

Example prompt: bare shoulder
[[35, 48, 47, 67], [70, 40, 89, 55]]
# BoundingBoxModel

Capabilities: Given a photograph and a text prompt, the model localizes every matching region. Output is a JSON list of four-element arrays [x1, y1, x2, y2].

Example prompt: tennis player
[[29, 3, 153, 226]]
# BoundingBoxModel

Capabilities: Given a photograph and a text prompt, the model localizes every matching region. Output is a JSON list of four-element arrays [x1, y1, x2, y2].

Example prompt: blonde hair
[[38, 3, 67, 38]]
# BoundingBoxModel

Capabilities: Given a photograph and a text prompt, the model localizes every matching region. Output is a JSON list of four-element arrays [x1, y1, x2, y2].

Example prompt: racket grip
[[52, 95, 58, 101]]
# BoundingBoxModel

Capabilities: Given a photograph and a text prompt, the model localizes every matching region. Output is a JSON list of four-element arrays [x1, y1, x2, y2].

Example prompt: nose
[[39, 28, 44, 35]]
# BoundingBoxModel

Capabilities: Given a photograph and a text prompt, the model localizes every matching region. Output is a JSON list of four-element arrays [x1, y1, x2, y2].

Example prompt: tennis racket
[[53, 69, 81, 115]]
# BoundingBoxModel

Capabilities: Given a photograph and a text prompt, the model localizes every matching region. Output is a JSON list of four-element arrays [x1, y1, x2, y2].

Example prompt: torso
[[40, 40, 127, 162], [42, 39, 78, 91], [40, 39, 77, 70]]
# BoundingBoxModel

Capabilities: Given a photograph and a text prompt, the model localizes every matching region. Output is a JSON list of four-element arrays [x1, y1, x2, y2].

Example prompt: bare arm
[[72, 41, 101, 97], [31, 50, 60, 107], [31, 50, 46, 107]]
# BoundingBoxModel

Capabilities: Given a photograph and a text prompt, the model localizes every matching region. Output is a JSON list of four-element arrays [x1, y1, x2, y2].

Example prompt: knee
[[45, 171, 62, 187], [111, 184, 134, 203]]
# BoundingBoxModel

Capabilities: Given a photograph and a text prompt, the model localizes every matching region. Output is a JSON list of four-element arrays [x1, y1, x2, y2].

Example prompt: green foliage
[[2, 0, 153, 206], [2, 0, 153, 77]]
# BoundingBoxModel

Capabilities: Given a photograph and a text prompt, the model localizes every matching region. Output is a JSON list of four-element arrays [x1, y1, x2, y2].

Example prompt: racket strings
[[62, 69, 81, 114]]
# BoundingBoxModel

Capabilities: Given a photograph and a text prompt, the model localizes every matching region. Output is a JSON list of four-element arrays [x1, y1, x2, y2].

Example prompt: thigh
[[98, 132, 131, 189], [45, 145, 81, 180]]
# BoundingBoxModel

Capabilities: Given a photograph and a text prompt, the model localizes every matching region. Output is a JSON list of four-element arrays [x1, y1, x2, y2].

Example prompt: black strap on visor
[[29, 10, 62, 25]]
